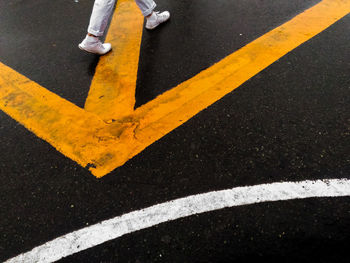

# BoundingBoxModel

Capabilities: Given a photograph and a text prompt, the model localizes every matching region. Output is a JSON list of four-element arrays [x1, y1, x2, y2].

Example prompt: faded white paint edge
[[5, 178, 350, 263]]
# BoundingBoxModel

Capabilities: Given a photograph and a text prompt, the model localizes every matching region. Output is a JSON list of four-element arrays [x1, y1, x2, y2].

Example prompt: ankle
[[146, 12, 156, 21], [87, 33, 98, 38]]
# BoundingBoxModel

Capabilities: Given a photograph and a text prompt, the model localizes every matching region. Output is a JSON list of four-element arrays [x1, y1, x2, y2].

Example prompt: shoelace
[[96, 40, 105, 50], [155, 11, 168, 21]]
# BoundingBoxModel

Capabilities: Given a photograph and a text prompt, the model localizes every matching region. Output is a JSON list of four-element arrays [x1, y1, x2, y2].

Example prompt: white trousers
[[88, 0, 156, 37]]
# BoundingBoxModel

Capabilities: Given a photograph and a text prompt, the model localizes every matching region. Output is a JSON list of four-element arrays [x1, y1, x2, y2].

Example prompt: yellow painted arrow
[[85, 0, 144, 120], [0, 0, 349, 177]]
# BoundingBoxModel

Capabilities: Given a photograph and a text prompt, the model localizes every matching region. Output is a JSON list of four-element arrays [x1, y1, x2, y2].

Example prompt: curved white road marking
[[5, 178, 350, 263]]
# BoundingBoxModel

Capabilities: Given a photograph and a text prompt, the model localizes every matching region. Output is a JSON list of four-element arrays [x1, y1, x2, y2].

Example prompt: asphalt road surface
[[1, 0, 349, 262]]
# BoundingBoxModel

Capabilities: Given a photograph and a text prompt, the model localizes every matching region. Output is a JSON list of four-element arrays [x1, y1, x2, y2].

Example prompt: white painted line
[[5, 178, 350, 263]]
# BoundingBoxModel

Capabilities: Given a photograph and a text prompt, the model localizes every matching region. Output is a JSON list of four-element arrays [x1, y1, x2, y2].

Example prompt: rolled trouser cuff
[[135, 0, 157, 17], [87, 28, 104, 37], [141, 2, 156, 16]]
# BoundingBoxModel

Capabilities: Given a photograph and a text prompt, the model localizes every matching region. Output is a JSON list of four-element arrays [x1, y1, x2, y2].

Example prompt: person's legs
[[88, 0, 116, 37], [79, 0, 115, 55], [79, 0, 170, 55]]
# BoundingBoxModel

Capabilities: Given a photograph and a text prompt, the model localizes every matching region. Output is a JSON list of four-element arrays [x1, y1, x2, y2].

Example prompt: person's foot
[[78, 35, 112, 55], [145, 11, 170, 30]]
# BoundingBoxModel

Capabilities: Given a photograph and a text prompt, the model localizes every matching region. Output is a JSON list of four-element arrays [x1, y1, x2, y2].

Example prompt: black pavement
[[1, 0, 349, 262]]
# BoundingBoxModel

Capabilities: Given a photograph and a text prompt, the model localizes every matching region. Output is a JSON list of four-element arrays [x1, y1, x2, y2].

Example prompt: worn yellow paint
[[0, 0, 349, 177], [85, 0, 144, 121]]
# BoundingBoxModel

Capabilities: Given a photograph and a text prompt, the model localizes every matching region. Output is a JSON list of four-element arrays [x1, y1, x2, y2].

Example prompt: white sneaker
[[145, 11, 170, 30], [78, 35, 112, 55]]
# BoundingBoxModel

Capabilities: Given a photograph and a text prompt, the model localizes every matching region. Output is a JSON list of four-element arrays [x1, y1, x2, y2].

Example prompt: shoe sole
[[78, 44, 111, 55]]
